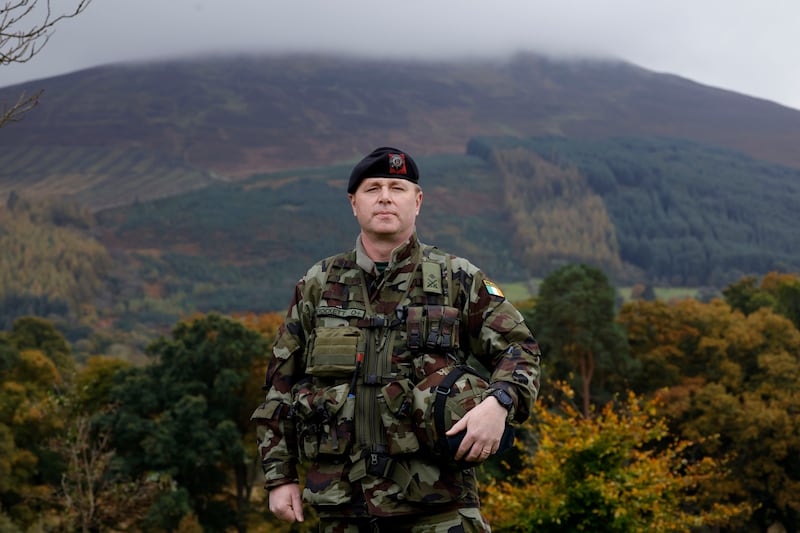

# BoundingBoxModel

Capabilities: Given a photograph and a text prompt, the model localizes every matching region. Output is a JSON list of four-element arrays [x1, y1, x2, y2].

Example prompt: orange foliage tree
[[482, 382, 749, 532], [619, 296, 800, 530]]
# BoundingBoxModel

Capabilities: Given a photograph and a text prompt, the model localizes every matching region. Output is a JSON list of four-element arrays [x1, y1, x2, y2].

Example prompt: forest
[[468, 136, 800, 286], [2, 266, 799, 532], [4, 135, 800, 362]]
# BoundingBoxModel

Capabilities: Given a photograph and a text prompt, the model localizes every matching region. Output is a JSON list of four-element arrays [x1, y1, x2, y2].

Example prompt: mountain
[[2, 52, 800, 354], [2, 52, 800, 211]]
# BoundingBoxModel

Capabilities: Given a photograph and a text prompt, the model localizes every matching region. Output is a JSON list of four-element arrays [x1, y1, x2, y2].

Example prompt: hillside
[[469, 137, 800, 286], [83, 136, 800, 324], [3, 52, 800, 355], [2, 53, 800, 212]]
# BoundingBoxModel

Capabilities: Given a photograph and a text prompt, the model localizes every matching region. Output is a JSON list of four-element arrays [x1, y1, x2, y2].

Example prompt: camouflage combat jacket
[[253, 233, 541, 518]]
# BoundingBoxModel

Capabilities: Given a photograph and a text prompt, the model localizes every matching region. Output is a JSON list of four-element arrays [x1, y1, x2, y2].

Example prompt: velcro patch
[[483, 279, 505, 299], [422, 262, 443, 294]]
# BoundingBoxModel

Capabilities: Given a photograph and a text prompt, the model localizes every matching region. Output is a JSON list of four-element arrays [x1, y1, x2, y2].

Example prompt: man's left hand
[[445, 395, 508, 462]]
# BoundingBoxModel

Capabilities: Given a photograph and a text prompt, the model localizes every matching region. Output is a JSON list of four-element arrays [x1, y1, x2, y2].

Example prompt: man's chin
[[368, 223, 400, 235]]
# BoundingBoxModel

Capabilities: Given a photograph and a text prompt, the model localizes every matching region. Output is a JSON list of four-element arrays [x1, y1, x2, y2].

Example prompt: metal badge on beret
[[388, 153, 407, 175]]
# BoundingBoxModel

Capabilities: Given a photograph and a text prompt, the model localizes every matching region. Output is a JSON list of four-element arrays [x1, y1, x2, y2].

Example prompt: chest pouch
[[378, 379, 420, 455], [406, 305, 460, 354], [427, 305, 459, 351], [306, 326, 363, 377]]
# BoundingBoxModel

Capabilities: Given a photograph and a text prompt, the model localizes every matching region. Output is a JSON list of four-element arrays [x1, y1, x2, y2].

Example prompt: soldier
[[253, 146, 541, 532]]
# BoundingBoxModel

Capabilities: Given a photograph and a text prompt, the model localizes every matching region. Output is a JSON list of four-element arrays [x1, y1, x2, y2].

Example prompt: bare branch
[[0, 87, 41, 127], [1, 0, 92, 127]]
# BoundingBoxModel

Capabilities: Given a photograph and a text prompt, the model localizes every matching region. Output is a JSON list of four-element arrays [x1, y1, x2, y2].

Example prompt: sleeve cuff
[[263, 460, 298, 489]]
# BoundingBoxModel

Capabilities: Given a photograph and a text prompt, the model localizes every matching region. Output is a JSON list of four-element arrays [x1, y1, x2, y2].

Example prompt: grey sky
[[3, 0, 799, 111]]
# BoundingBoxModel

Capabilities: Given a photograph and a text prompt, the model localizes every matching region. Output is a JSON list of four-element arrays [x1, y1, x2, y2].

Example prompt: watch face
[[493, 389, 513, 408]]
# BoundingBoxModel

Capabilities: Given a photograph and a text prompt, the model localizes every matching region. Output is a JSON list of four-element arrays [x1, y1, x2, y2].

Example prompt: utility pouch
[[405, 306, 425, 352], [416, 305, 460, 353], [406, 305, 461, 353], [293, 380, 355, 460], [425, 306, 444, 350], [292, 380, 319, 460], [438, 306, 460, 350], [307, 326, 363, 377], [378, 379, 420, 455]]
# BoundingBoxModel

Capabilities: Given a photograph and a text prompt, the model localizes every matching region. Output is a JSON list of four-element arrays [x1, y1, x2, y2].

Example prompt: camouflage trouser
[[318, 507, 491, 532]]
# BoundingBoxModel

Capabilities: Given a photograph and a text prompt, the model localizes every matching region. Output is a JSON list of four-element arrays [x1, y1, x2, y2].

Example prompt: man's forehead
[[361, 177, 412, 186]]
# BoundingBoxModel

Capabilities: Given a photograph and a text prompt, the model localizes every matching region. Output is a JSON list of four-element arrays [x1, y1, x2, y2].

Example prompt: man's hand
[[445, 395, 508, 462], [269, 482, 304, 523]]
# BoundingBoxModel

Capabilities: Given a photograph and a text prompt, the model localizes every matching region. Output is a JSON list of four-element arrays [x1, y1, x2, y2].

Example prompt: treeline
[[468, 136, 800, 286], [88, 154, 514, 340], [2, 271, 799, 531]]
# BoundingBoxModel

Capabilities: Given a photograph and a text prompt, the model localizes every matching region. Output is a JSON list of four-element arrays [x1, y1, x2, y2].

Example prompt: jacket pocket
[[400, 458, 466, 504], [293, 380, 355, 460], [303, 462, 353, 507], [378, 379, 420, 455]]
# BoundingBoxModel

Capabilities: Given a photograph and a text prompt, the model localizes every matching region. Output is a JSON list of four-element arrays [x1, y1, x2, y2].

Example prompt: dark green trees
[[107, 313, 269, 532], [531, 263, 634, 416]]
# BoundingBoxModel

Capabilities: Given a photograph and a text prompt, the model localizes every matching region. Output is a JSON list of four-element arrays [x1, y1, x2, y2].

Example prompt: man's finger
[[446, 416, 467, 436], [292, 491, 305, 522]]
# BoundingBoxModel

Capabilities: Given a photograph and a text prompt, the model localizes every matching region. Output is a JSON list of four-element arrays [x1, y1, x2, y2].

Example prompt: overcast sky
[[2, 0, 799, 111]]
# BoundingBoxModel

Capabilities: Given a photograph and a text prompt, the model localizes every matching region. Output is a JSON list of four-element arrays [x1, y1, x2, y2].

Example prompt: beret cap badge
[[388, 153, 407, 174]]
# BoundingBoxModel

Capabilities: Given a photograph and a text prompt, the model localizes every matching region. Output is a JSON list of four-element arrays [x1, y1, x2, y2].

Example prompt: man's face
[[349, 177, 423, 242]]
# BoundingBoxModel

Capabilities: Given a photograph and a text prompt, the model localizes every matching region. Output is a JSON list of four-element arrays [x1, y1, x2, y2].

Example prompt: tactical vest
[[291, 244, 494, 502]]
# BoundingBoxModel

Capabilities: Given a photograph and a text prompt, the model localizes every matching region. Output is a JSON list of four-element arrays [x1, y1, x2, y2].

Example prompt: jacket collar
[[355, 231, 421, 274]]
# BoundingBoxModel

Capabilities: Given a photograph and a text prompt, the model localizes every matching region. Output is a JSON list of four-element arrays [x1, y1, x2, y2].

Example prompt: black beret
[[347, 146, 419, 194]]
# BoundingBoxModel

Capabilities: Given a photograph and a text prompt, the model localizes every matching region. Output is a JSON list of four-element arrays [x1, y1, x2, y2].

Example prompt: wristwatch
[[486, 387, 513, 411]]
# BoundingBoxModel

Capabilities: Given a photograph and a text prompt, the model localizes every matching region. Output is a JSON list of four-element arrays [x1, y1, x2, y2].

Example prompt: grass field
[[501, 279, 702, 305]]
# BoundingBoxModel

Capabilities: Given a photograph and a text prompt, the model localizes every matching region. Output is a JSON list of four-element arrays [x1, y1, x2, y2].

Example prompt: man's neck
[[359, 231, 412, 262]]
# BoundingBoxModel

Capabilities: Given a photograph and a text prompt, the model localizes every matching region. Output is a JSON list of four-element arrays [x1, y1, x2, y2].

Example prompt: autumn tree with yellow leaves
[[482, 383, 750, 532]]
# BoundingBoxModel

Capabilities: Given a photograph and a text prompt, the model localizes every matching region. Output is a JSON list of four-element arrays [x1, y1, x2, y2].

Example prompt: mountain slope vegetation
[[472, 136, 800, 285], [88, 137, 800, 327]]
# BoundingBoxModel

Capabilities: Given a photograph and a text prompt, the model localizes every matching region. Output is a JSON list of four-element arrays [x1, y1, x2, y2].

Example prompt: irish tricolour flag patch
[[483, 279, 505, 298]]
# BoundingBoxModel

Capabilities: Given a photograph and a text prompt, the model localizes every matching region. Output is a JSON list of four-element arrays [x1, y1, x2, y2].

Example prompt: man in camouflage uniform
[[253, 146, 541, 532]]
